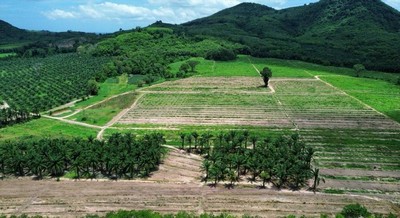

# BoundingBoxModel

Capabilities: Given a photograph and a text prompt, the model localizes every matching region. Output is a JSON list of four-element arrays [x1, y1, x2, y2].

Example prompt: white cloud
[[44, 9, 77, 19], [42, 0, 288, 25]]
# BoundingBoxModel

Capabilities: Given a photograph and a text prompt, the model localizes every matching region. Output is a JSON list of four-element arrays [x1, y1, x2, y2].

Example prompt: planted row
[[0, 133, 166, 179], [182, 131, 316, 190]]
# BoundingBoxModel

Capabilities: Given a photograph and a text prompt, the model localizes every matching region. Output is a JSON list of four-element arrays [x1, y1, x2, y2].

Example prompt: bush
[[205, 48, 236, 61], [340, 204, 370, 218]]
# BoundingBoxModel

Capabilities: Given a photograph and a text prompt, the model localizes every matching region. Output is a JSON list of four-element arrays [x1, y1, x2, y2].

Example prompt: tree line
[[179, 131, 318, 190], [0, 108, 40, 129], [0, 133, 166, 180]]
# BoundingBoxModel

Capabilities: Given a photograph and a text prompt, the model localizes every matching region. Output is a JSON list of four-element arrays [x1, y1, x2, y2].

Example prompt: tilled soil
[[0, 150, 399, 217]]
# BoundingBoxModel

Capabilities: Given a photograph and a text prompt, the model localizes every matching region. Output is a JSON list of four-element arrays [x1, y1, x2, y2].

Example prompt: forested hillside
[[179, 0, 400, 72]]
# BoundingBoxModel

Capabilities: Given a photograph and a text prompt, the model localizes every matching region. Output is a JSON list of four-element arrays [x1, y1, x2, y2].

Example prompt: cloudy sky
[[1, 0, 399, 33]]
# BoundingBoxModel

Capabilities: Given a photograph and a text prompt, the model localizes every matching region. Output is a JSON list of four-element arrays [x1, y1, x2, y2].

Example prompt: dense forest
[[176, 0, 400, 72]]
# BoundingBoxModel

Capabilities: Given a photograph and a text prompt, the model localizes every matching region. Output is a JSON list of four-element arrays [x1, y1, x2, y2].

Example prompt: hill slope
[[181, 0, 400, 72], [0, 20, 103, 53]]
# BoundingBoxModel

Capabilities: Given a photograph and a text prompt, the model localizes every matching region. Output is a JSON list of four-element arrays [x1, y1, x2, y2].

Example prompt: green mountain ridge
[[180, 0, 400, 72]]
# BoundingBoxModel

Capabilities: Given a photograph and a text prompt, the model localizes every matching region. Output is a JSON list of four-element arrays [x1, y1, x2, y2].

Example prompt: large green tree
[[260, 67, 272, 87]]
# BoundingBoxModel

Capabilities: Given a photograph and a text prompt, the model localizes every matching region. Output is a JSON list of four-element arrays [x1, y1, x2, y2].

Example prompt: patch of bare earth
[[0, 150, 399, 217]]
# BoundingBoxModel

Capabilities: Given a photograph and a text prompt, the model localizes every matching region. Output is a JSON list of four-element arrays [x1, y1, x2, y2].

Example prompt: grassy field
[[69, 92, 137, 125], [0, 118, 98, 141], [0, 52, 16, 58], [169, 55, 260, 77], [319, 75, 400, 122], [72, 74, 137, 109]]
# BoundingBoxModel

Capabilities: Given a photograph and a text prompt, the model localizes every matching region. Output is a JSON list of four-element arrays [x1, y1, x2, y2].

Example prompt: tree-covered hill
[[180, 0, 400, 72], [0, 20, 104, 54]]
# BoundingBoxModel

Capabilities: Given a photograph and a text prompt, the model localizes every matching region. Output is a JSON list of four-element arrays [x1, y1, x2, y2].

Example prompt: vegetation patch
[[70, 92, 137, 126], [0, 133, 166, 179]]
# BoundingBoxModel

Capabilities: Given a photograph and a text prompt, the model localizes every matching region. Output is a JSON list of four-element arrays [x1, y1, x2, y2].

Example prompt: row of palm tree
[[0, 108, 40, 128], [0, 133, 166, 179], [182, 131, 318, 190]]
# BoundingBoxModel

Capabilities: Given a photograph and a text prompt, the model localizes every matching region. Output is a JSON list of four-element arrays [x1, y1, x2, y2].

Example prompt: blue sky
[[1, 0, 399, 33]]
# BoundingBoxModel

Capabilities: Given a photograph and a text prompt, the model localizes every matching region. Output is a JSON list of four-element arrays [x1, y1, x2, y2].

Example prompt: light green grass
[[0, 118, 98, 141], [69, 93, 138, 126], [201, 55, 259, 77], [0, 53, 16, 58], [73, 74, 137, 109], [320, 75, 400, 123]]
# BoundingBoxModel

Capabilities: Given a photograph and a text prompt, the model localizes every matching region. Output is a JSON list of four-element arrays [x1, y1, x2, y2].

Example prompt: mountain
[[0, 20, 103, 53], [180, 0, 400, 72]]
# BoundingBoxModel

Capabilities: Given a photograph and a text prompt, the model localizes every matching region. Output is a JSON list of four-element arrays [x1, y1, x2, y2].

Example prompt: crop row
[[0, 54, 109, 111]]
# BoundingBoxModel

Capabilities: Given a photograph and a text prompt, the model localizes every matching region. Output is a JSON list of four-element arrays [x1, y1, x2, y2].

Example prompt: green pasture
[[0, 118, 98, 141], [320, 75, 400, 122], [69, 92, 137, 126]]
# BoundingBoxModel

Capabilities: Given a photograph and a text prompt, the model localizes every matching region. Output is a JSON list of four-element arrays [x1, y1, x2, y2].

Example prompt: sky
[[1, 0, 399, 33]]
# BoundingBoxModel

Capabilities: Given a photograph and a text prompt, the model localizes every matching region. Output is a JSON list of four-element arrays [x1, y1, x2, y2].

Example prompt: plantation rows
[[195, 132, 315, 190], [120, 93, 292, 127], [0, 54, 109, 111], [0, 133, 165, 179]]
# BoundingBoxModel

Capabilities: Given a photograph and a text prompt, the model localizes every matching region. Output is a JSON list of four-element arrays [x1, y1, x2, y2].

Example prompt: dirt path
[[42, 115, 102, 129], [96, 93, 145, 140]]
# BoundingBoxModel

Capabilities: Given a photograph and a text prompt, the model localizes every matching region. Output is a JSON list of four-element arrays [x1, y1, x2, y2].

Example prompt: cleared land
[[0, 149, 398, 217], [1, 56, 400, 217]]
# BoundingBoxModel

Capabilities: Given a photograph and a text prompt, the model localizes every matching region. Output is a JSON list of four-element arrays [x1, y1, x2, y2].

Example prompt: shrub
[[340, 204, 370, 218], [205, 48, 236, 61]]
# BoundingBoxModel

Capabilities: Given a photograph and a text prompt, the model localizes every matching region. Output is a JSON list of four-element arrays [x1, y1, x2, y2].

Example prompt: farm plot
[[143, 77, 269, 93], [0, 149, 398, 217], [119, 93, 292, 127], [272, 80, 400, 129], [300, 128, 400, 200]]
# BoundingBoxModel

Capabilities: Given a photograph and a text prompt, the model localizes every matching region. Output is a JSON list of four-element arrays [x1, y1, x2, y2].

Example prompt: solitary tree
[[260, 67, 272, 87], [187, 60, 200, 72], [87, 79, 99, 95], [353, 64, 365, 77]]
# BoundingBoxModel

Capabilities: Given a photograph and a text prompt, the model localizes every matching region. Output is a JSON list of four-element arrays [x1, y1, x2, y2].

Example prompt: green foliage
[[87, 79, 99, 95], [0, 54, 110, 112], [197, 131, 314, 189], [182, 1, 400, 72], [260, 67, 272, 87], [0, 133, 165, 179], [0, 108, 40, 128], [353, 64, 366, 78], [340, 204, 371, 218], [179, 63, 190, 73], [205, 48, 237, 61], [94, 28, 244, 80], [187, 60, 200, 72]]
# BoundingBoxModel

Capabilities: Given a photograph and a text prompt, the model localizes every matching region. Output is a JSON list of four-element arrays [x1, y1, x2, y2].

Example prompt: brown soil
[[0, 150, 399, 217]]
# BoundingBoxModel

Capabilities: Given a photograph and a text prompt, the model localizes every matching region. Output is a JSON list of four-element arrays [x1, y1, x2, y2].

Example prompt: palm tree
[[311, 168, 325, 193], [179, 133, 186, 150], [191, 131, 199, 150], [250, 135, 258, 150]]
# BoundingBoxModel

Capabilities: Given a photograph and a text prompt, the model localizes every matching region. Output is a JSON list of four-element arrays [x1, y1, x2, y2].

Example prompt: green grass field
[[0, 118, 98, 141], [72, 74, 137, 109], [319, 76, 400, 122], [69, 93, 137, 126], [0, 53, 16, 58]]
